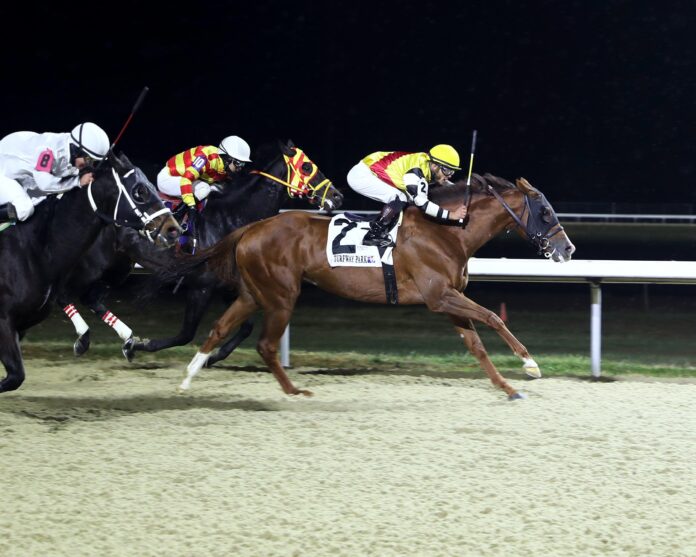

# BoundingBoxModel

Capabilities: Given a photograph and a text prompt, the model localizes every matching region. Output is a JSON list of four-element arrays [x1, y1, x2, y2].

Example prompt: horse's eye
[[541, 207, 553, 224], [132, 183, 151, 203], [301, 162, 313, 174]]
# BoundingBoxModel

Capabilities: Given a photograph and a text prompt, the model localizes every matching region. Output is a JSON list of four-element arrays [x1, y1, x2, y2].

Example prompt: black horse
[[0, 152, 181, 393], [57, 139, 343, 364]]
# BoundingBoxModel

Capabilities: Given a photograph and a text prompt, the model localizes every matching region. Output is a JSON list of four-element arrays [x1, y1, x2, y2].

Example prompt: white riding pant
[[347, 162, 409, 204], [0, 175, 38, 221], [156, 167, 212, 200]]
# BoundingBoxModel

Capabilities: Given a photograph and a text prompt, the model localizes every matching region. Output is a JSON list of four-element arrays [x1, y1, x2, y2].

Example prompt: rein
[[87, 168, 171, 242], [486, 184, 564, 257], [249, 149, 332, 205]]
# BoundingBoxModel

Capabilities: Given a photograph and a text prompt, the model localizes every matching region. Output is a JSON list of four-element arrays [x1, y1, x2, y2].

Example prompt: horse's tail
[[204, 225, 252, 286], [158, 223, 255, 285]]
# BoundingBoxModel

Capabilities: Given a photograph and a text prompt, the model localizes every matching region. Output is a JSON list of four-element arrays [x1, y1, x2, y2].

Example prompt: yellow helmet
[[429, 144, 461, 171]]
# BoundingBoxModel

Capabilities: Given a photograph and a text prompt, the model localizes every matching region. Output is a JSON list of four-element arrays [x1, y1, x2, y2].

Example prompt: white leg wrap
[[179, 351, 210, 391], [63, 305, 89, 336], [102, 311, 133, 341]]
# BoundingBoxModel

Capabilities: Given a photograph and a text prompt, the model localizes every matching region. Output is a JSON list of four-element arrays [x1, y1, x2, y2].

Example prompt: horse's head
[[274, 139, 344, 211], [90, 152, 182, 247], [485, 174, 575, 262]]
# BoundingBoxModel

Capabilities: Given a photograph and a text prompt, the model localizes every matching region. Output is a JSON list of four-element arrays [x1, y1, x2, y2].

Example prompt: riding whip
[[466, 129, 477, 186], [95, 86, 150, 170]]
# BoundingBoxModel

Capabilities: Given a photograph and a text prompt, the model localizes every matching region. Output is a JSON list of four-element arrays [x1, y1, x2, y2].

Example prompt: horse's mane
[[428, 173, 515, 205], [206, 140, 285, 206]]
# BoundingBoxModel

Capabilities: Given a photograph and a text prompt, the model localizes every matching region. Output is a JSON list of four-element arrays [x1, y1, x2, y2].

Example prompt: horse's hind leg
[[449, 316, 523, 400], [0, 319, 25, 393], [179, 293, 259, 392], [257, 308, 312, 396], [204, 318, 254, 368], [126, 286, 214, 362]]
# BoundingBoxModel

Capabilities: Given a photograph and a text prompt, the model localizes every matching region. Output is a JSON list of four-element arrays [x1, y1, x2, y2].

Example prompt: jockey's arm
[[32, 154, 80, 194], [180, 154, 208, 207], [404, 168, 463, 221]]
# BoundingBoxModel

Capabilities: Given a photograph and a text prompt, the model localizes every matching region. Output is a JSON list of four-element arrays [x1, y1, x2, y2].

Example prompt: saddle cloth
[[326, 212, 402, 268]]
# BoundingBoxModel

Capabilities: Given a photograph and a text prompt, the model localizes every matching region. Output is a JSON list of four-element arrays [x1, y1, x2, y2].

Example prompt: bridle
[[249, 147, 334, 207], [87, 168, 172, 243], [486, 184, 564, 258]]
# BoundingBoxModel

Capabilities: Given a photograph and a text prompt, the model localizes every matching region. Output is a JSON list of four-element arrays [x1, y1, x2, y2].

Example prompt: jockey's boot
[[363, 198, 404, 248], [0, 203, 17, 225]]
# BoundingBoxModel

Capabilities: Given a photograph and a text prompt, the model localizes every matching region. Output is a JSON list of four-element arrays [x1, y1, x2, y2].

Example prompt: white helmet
[[219, 135, 251, 162], [70, 122, 110, 160]]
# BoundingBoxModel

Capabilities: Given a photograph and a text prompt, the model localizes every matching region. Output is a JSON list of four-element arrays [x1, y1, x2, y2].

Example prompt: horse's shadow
[[0, 389, 360, 426], [208, 363, 565, 381]]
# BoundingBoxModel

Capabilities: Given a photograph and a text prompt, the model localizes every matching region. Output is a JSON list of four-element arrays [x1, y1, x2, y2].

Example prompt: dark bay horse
[[172, 173, 575, 400], [58, 139, 343, 362], [0, 152, 180, 393]]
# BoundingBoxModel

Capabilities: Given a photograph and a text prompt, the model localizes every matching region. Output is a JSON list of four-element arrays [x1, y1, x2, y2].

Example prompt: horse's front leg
[[80, 282, 134, 352], [437, 289, 540, 378], [0, 318, 25, 393], [256, 308, 312, 397], [449, 316, 525, 400], [55, 294, 91, 357]]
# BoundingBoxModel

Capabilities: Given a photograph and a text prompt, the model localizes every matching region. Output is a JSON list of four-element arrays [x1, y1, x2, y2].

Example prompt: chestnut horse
[[172, 173, 575, 400]]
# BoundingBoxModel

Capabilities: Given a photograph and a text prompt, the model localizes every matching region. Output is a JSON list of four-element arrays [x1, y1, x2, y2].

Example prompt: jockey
[[0, 122, 110, 224], [347, 144, 468, 247], [156, 135, 252, 216]]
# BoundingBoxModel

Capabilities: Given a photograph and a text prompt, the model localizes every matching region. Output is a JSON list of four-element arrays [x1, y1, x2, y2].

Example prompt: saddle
[[326, 211, 403, 304]]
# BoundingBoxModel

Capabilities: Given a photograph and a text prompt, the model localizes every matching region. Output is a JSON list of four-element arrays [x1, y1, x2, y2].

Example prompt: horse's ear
[[107, 150, 123, 172], [279, 139, 297, 157], [119, 152, 134, 168], [516, 177, 539, 196]]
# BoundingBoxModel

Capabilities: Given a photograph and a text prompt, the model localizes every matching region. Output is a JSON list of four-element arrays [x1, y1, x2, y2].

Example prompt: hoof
[[508, 392, 528, 401], [293, 389, 314, 397], [522, 357, 541, 379], [73, 331, 91, 357], [204, 352, 221, 368], [121, 336, 138, 362]]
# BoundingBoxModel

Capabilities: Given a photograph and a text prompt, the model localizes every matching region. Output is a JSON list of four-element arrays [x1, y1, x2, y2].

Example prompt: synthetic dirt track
[[1, 357, 695, 557]]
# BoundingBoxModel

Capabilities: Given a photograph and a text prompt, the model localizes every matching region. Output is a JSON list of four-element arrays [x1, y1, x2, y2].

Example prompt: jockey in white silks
[[0, 122, 110, 224]]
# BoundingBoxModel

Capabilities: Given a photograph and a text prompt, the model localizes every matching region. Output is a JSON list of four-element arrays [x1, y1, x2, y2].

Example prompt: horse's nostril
[[168, 226, 180, 239]]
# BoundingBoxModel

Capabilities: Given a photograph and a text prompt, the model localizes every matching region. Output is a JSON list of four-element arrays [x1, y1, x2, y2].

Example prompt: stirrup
[[363, 230, 394, 248]]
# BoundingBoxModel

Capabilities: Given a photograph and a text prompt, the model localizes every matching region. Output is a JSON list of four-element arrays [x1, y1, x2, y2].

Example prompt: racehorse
[[171, 173, 575, 400], [0, 152, 181, 393], [57, 139, 344, 362]]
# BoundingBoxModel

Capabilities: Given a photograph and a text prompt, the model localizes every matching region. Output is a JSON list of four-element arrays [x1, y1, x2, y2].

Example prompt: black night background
[[2, 1, 695, 211]]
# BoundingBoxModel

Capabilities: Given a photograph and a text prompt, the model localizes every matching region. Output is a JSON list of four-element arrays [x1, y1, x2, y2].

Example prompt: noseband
[[486, 184, 564, 258], [87, 168, 172, 243], [249, 148, 334, 207]]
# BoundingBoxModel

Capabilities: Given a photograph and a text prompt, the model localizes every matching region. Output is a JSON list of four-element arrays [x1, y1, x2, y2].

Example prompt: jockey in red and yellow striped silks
[[165, 145, 228, 207]]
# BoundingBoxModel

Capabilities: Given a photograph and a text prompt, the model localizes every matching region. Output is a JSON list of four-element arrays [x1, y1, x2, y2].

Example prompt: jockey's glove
[[182, 192, 197, 208]]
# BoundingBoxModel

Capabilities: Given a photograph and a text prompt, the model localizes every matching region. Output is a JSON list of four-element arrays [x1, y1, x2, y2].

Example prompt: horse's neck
[[117, 227, 174, 270], [44, 190, 104, 279], [455, 191, 523, 254], [200, 158, 288, 246]]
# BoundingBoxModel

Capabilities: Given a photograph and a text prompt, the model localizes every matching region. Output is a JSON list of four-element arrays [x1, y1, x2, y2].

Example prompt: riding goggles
[[439, 164, 456, 178]]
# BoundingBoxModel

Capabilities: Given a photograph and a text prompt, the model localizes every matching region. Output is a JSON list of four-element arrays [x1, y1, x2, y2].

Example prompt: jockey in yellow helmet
[[347, 144, 467, 247]]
